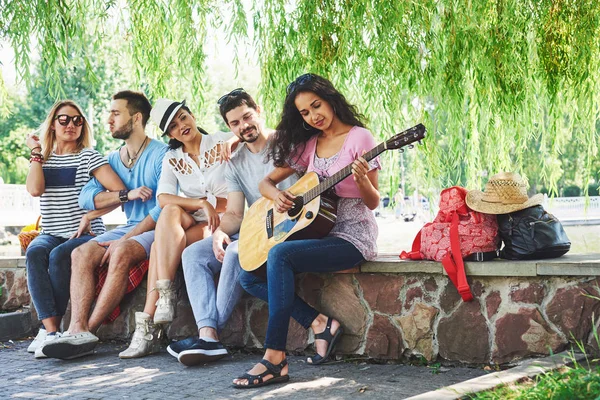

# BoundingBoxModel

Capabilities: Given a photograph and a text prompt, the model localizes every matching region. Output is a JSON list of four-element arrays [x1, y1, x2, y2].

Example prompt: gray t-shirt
[[225, 142, 297, 207]]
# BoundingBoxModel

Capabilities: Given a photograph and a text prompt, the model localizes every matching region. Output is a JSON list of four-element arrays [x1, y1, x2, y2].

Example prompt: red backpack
[[400, 187, 499, 301]]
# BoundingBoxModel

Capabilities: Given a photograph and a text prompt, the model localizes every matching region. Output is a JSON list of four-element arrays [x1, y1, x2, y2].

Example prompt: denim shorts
[[91, 224, 155, 257]]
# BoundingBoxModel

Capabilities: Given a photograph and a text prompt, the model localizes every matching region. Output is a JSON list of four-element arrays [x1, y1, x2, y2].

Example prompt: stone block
[[486, 291, 502, 318], [424, 277, 438, 292], [356, 274, 403, 314], [438, 301, 489, 363], [404, 287, 424, 310], [297, 273, 324, 309], [510, 283, 545, 305], [365, 314, 404, 359], [0, 309, 33, 341], [546, 284, 600, 342], [439, 281, 461, 314], [493, 308, 566, 364], [396, 303, 438, 361], [320, 275, 368, 353], [0, 269, 30, 311]]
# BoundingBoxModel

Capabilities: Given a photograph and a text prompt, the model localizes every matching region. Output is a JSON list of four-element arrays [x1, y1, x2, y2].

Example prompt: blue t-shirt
[[79, 139, 168, 225]]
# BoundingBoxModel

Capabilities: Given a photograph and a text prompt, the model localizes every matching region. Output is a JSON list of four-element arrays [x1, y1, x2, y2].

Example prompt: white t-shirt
[[157, 131, 233, 222]]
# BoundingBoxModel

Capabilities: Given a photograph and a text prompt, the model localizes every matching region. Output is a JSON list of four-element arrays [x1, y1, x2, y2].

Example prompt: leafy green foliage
[[0, 0, 599, 190]]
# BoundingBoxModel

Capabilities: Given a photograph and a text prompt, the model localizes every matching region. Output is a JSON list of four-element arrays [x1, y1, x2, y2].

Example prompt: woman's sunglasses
[[55, 114, 85, 127], [286, 73, 315, 95]]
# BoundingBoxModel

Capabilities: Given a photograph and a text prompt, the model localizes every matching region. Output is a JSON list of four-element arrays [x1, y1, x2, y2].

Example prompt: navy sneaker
[[177, 339, 228, 366], [166, 336, 199, 359]]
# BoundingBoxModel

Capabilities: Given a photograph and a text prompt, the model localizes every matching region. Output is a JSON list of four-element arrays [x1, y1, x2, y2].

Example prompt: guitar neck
[[303, 142, 387, 204]]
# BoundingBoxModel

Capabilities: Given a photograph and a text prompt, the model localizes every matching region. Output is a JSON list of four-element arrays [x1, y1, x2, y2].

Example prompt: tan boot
[[119, 312, 162, 359], [153, 279, 176, 324]]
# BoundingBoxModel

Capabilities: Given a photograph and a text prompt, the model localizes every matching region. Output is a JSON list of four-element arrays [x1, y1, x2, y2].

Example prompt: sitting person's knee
[[162, 203, 184, 216], [71, 243, 96, 270], [110, 241, 145, 272]]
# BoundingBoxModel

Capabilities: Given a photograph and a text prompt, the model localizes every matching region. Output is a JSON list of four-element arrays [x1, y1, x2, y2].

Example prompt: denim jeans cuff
[[263, 341, 287, 352], [196, 318, 217, 331], [37, 312, 61, 321]]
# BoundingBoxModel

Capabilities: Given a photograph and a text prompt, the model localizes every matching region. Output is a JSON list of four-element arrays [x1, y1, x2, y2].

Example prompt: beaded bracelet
[[30, 156, 43, 164], [30, 152, 43, 158]]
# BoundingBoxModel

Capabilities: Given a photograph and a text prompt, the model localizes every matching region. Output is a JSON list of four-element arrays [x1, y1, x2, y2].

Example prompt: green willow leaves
[[1, 0, 599, 193]]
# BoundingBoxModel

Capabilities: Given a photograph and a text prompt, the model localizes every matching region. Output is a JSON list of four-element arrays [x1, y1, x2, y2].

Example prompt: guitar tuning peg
[[408, 144, 414, 149], [399, 148, 405, 153], [418, 140, 423, 145]]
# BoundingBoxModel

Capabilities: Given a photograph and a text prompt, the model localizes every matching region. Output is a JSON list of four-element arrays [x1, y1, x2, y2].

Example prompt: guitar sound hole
[[288, 197, 304, 218]]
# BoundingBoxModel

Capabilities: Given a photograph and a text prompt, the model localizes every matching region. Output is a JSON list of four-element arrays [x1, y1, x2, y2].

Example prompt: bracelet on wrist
[[30, 146, 42, 152], [30, 157, 43, 164], [119, 189, 130, 203], [30, 152, 43, 158]]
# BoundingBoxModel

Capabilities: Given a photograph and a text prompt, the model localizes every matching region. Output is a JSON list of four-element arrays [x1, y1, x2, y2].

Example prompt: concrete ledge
[[0, 310, 32, 341], [407, 351, 586, 400], [2, 253, 600, 276], [362, 253, 600, 277]]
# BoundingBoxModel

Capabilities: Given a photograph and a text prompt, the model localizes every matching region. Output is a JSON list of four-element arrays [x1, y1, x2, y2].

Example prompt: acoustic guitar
[[238, 123, 426, 273]]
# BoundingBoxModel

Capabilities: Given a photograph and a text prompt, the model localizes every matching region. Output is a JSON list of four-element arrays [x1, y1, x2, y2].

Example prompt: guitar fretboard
[[302, 142, 387, 204]]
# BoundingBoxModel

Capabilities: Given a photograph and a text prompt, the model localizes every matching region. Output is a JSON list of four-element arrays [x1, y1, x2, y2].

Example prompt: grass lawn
[[470, 361, 600, 400]]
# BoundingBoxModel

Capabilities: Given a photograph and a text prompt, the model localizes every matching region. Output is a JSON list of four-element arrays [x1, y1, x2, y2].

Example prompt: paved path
[[1, 340, 487, 399]]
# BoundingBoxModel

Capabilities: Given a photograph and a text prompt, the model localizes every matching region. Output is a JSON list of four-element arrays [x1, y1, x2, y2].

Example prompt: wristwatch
[[119, 189, 130, 203]]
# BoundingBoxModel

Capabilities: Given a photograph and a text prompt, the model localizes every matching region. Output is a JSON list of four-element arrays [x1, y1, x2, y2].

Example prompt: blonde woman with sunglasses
[[25, 100, 125, 358]]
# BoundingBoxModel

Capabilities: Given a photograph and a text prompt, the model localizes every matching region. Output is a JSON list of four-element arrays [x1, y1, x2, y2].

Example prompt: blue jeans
[[25, 233, 94, 321], [181, 234, 245, 332], [239, 237, 365, 351]]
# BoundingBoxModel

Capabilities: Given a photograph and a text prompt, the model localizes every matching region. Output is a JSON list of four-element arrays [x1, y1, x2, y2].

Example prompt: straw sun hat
[[466, 172, 544, 215]]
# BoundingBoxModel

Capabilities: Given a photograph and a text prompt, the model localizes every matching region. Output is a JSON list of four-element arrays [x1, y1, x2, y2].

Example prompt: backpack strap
[[441, 213, 474, 302], [400, 228, 423, 260]]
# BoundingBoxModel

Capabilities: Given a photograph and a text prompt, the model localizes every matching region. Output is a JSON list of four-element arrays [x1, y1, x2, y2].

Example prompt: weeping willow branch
[[1, 0, 599, 192]]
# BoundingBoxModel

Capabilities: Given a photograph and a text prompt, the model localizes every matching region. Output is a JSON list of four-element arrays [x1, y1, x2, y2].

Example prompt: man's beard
[[111, 118, 134, 140], [240, 125, 259, 143]]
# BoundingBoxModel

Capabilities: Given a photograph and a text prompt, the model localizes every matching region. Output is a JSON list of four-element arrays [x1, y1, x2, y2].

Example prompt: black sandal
[[232, 358, 290, 389], [309, 317, 344, 365]]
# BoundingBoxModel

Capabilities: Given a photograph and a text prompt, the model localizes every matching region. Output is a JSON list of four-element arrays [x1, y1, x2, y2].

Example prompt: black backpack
[[497, 205, 571, 260]]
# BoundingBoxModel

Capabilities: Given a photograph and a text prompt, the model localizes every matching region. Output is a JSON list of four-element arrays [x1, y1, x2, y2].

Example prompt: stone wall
[[2, 255, 600, 365], [220, 273, 600, 364]]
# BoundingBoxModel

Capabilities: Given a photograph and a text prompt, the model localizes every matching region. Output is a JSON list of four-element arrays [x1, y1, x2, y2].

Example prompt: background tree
[[0, 0, 598, 195]]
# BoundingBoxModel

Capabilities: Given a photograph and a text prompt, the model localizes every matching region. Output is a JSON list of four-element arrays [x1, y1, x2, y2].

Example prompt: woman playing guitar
[[233, 74, 380, 388]]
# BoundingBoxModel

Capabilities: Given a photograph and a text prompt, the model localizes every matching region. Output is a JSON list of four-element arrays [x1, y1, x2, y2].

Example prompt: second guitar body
[[238, 172, 338, 273]]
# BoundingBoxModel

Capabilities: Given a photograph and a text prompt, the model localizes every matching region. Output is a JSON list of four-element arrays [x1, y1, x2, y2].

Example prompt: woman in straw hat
[[119, 99, 238, 359], [25, 100, 126, 358]]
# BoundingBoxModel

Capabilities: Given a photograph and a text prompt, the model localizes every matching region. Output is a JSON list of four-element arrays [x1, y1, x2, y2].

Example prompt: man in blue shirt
[[43, 91, 167, 360]]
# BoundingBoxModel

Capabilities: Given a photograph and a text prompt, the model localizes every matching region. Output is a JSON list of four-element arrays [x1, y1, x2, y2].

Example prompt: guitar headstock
[[385, 123, 426, 150]]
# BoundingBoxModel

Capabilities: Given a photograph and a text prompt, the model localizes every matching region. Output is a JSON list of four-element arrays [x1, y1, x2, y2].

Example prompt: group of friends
[[24, 73, 381, 388]]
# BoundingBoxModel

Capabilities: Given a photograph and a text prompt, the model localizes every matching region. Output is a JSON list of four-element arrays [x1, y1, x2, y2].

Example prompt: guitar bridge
[[266, 208, 274, 238]]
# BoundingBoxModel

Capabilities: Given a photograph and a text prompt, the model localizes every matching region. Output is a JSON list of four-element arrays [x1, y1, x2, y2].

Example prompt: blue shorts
[[91, 224, 155, 257]]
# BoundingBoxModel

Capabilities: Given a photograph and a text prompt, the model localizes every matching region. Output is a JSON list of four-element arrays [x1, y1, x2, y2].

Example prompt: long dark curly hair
[[270, 74, 366, 167]]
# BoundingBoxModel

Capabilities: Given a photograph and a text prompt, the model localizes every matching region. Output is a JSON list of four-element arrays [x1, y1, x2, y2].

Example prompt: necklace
[[125, 137, 148, 168]]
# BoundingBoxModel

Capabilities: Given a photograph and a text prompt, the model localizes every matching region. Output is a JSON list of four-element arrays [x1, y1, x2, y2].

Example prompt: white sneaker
[[35, 332, 62, 359], [42, 331, 99, 360], [119, 312, 163, 359], [153, 280, 176, 324], [27, 328, 47, 353]]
